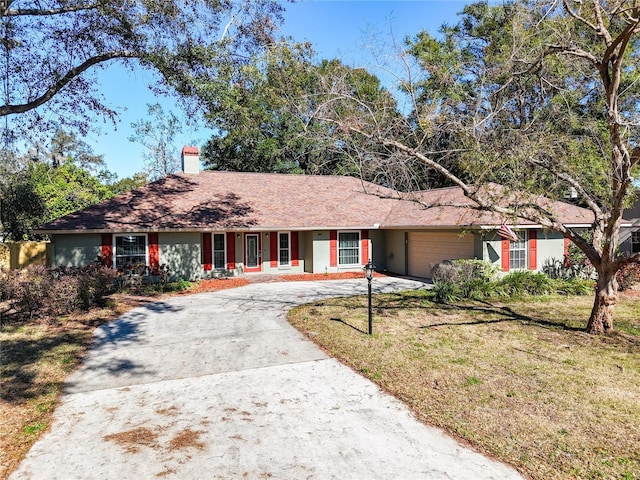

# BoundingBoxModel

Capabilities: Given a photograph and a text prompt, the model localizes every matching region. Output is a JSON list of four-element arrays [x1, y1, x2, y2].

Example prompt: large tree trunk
[[586, 271, 617, 335]]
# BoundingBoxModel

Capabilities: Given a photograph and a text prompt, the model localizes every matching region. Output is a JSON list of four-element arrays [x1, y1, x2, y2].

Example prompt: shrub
[[616, 262, 640, 291], [0, 268, 9, 301], [48, 273, 79, 316], [542, 258, 571, 280], [499, 271, 553, 296], [14, 265, 52, 319], [76, 264, 117, 309], [554, 277, 595, 296], [432, 281, 460, 303], [1, 263, 117, 321], [431, 259, 497, 284], [431, 261, 459, 284], [461, 279, 500, 300]]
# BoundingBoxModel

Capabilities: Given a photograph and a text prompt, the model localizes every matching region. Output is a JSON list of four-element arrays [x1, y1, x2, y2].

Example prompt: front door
[[244, 233, 262, 272]]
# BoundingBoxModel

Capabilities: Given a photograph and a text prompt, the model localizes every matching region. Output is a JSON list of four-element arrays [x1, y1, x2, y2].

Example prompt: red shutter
[[101, 234, 113, 268], [226, 232, 236, 269], [270, 231, 278, 267], [202, 233, 212, 271], [329, 230, 337, 267], [528, 230, 537, 271], [564, 237, 571, 268], [148, 233, 160, 274], [361, 230, 369, 265], [501, 238, 510, 272], [291, 232, 299, 266]]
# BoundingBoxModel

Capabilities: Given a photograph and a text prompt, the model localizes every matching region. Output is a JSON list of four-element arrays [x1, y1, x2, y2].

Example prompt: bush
[[0, 268, 9, 301], [14, 265, 52, 319], [616, 262, 640, 291], [542, 258, 571, 280], [48, 273, 79, 315], [432, 281, 460, 303], [76, 264, 117, 309], [460, 279, 501, 300], [551, 277, 595, 296], [499, 271, 553, 296], [431, 259, 497, 284], [0, 263, 117, 321]]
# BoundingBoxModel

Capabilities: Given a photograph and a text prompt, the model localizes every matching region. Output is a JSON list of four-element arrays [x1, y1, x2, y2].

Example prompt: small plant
[[554, 277, 595, 296], [464, 376, 482, 386], [162, 278, 191, 293], [432, 281, 460, 303], [499, 271, 553, 296], [23, 422, 47, 435]]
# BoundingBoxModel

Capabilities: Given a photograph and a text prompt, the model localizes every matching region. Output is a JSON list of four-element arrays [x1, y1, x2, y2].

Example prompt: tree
[[201, 41, 404, 178], [129, 103, 182, 181], [30, 129, 108, 173], [0, 130, 146, 239], [108, 172, 147, 195], [311, 0, 640, 334], [31, 160, 114, 224], [0, 167, 46, 241], [0, 0, 284, 142]]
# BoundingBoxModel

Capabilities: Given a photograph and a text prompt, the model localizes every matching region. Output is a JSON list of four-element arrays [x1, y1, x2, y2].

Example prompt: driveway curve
[[10, 278, 524, 480]]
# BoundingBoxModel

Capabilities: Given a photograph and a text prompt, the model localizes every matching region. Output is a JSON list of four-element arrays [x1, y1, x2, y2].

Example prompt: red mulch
[[189, 277, 250, 293], [188, 272, 386, 293]]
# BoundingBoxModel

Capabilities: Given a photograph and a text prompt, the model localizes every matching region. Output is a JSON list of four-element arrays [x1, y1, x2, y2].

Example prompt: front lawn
[[288, 291, 640, 480]]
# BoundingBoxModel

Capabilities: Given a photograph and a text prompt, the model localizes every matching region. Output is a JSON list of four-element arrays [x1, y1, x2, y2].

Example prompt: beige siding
[[408, 231, 474, 278]]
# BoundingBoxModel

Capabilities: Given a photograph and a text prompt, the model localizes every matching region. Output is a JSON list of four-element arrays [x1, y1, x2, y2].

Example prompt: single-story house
[[620, 198, 640, 256], [36, 147, 595, 281]]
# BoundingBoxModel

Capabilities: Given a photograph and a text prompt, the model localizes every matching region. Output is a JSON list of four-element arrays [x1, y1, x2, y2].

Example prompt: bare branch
[[544, 44, 600, 67], [562, 0, 604, 40]]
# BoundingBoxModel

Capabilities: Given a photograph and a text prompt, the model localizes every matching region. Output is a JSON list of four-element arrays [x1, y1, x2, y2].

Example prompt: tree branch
[[1, 2, 100, 17], [0, 51, 137, 116]]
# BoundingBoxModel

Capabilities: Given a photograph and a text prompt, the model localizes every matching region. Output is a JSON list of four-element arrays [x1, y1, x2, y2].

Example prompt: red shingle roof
[[37, 171, 594, 233]]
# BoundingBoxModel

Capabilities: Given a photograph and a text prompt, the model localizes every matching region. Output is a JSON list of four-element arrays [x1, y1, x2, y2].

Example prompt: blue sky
[[88, 1, 471, 179]]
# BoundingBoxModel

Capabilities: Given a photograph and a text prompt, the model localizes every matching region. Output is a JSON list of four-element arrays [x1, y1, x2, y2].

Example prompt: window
[[114, 235, 147, 270], [632, 231, 640, 254], [509, 230, 527, 270], [213, 233, 226, 269], [279, 232, 290, 266], [338, 231, 360, 265]]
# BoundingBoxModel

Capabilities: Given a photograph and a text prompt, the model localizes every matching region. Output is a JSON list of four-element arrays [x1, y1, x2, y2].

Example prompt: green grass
[[288, 291, 640, 480]]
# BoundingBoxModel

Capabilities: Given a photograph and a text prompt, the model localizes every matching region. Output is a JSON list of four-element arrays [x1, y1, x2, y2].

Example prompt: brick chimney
[[181, 146, 200, 174]]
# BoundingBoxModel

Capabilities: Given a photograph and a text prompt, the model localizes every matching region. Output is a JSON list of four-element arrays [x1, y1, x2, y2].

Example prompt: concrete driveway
[[10, 278, 524, 480]]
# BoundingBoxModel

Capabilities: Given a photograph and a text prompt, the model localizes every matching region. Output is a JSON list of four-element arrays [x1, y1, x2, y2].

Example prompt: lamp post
[[364, 259, 375, 335]]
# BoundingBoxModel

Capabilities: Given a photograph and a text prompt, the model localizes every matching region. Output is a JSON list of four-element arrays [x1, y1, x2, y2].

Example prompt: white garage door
[[408, 232, 475, 278]]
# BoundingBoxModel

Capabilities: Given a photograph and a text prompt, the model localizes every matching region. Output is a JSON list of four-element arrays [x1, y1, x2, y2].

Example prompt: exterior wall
[[537, 229, 565, 269], [482, 229, 565, 273], [384, 230, 407, 275], [369, 230, 386, 271], [483, 232, 503, 270], [160, 232, 205, 280], [51, 234, 101, 267], [260, 231, 306, 275], [620, 200, 640, 255]]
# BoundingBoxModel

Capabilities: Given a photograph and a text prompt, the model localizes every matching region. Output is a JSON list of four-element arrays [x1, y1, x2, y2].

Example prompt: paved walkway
[[10, 278, 525, 480]]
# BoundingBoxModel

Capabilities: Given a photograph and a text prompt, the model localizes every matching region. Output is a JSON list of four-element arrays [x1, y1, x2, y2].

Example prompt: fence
[[0, 242, 50, 270]]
